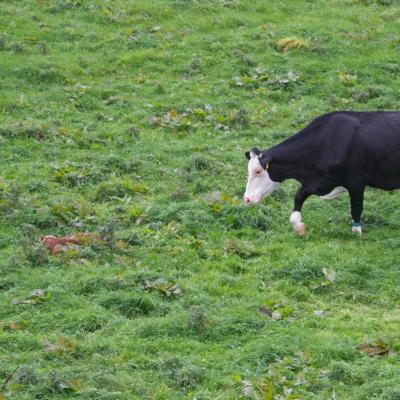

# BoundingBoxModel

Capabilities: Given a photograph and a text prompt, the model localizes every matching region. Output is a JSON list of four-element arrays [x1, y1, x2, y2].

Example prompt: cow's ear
[[245, 147, 261, 160]]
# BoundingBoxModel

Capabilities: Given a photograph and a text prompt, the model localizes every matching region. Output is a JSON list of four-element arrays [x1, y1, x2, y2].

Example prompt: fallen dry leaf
[[358, 337, 396, 357], [8, 322, 17, 330], [0, 320, 25, 331], [44, 334, 77, 355], [41, 235, 79, 254], [40, 232, 102, 254], [276, 37, 309, 52]]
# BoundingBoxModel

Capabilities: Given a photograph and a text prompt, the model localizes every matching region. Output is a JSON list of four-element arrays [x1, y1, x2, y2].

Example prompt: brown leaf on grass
[[44, 335, 77, 356], [358, 337, 396, 357], [0, 321, 24, 331], [40, 232, 102, 254], [358, 342, 388, 356], [41, 235, 79, 254]]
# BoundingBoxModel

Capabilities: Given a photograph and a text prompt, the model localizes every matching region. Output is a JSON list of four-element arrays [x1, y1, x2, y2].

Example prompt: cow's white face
[[244, 152, 279, 204]]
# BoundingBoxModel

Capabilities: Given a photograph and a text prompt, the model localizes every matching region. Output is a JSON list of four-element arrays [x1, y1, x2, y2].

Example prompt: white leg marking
[[290, 211, 306, 235], [290, 211, 301, 225], [319, 186, 347, 200], [352, 226, 362, 234]]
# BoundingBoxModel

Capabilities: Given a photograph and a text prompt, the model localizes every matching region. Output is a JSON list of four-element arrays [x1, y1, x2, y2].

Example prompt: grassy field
[[1, 0, 400, 398]]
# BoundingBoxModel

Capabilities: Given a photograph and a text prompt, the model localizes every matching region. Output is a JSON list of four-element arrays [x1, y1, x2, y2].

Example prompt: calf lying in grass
[[244, 111, 400, 235]]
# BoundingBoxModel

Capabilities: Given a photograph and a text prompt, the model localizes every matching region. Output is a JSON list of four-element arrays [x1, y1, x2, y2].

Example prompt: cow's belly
[[367, 165, 400, 190], [369, 179, 400, 191], [364, 146, 400, 190]]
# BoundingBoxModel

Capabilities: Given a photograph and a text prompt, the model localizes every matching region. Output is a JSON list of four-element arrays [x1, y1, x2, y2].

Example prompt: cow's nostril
[[244, 197, 251, 203]]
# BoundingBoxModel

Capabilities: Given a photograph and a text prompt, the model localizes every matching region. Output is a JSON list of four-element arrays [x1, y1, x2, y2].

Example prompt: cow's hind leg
[[290, 187, 311, 235], [348, 186, 364, 234]]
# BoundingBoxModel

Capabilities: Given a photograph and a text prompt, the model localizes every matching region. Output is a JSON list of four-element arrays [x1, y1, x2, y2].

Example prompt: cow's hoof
[[294, 223, 306, 236], [351, 221, 362, 234]]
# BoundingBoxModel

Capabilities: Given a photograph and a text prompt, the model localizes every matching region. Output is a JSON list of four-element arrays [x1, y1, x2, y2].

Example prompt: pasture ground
[[1, 0, 400, 398]]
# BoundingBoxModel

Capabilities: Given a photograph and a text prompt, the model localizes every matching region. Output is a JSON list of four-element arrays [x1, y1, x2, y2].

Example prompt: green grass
[[1, 0, 400, 398]]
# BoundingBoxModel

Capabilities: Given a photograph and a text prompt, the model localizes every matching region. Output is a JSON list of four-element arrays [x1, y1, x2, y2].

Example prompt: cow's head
[[243, 148, 279, 204]]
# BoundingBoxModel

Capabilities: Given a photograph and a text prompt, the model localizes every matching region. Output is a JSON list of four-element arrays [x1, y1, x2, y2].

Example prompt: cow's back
[[316, 111, 400, 189]]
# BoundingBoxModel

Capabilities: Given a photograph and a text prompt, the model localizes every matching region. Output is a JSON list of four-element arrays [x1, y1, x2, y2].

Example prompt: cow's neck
[[270, 131, 313, 164], [267, 134, 315, 183], [269, 161, 312, 184]]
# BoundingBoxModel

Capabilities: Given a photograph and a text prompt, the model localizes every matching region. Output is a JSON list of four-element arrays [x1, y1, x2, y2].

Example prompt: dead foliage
[[40, 232, 103, 254], [358, 337, 397, 357], [276, 37, 309, 52]]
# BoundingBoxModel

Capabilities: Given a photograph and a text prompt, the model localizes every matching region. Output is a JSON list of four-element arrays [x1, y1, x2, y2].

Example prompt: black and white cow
[[244, 111, 400, 235]]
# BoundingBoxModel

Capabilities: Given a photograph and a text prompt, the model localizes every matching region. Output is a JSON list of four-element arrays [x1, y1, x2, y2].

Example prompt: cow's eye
[[255, 170, 261, 175]]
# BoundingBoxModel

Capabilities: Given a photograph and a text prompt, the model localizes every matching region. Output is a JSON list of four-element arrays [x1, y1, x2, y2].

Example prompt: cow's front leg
[[348, 186, 364, 234], [290, 187, 311, 236]]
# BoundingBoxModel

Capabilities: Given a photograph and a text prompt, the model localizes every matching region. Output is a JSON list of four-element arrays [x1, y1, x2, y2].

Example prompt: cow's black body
[[257, 111, 400, 227]]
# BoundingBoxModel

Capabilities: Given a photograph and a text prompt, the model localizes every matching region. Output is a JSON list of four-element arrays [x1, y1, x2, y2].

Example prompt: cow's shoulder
[[309, 113, 366, 169], [325, 111, 362, 128], [303, 112, 361, 137]]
